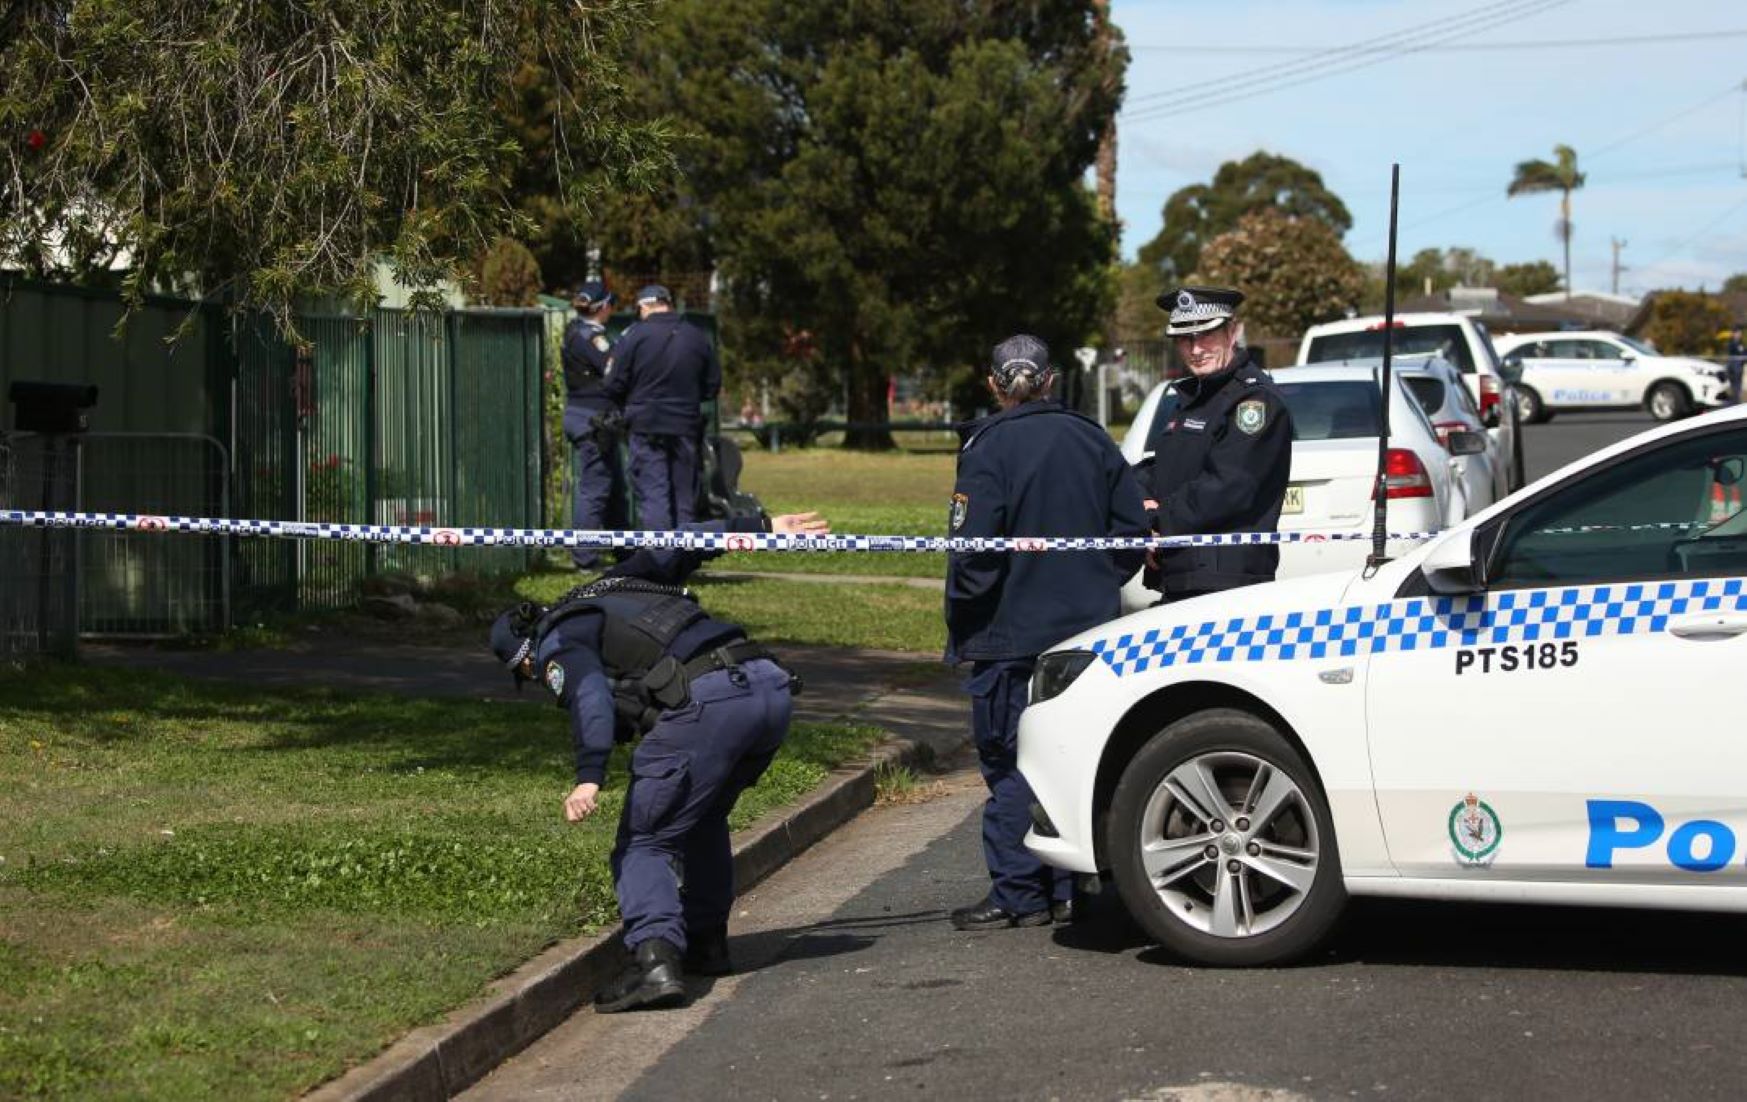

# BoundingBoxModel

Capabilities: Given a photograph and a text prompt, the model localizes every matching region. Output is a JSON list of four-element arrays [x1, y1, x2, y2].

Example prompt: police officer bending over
[[562, 281, 628, 570], [490, 510, 828, 1012], [946, 334, 1149, 930], [1147, 286, 1292, 603], [603, 284, 722, 530]]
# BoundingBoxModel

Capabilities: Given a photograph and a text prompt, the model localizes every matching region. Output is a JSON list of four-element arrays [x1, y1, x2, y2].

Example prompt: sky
[[1109, 0, 1747, 296]]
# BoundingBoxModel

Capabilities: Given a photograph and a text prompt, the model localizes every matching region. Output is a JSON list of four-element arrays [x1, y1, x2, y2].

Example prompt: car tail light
[[1365, 320, 1408, 332], [1432, 420, 1466, 448], [1371, 448, 1434, 499], [1478, 374, 1501, 418]]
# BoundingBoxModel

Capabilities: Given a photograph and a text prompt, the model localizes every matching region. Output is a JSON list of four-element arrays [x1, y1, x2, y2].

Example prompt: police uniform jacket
[[603, 313, 722, 436], [532, 516, 767, 784], [945, 401, 1149, 662], [561, 318, 614, 413], [1148, 350, 1293, 596]]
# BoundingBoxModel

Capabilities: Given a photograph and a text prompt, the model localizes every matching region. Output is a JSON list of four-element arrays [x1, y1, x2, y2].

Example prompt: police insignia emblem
[[1176, 289, 1195, 310], [1448, 792, 1501, 866], [950, 493, 969, 531], [592, 335, 610, 352], [1235, 399, 1267, 435], [543, 660, 565, 697]]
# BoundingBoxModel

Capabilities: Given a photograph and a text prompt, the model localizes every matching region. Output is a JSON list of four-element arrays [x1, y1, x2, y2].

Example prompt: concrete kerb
[[304, 737, 932, 1102]]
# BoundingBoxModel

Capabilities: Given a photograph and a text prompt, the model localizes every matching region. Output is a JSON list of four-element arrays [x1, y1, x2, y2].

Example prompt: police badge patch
[[1235, 399, 1267, 435], [950, 493, 969, 531], [592, 335, 610, 353], [543, 660, 565, 697]]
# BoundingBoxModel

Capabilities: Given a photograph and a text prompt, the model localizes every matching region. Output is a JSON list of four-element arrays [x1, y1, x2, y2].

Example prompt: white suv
[[1491, 330, 1729, 423], [1298, 312, 1521, 492]]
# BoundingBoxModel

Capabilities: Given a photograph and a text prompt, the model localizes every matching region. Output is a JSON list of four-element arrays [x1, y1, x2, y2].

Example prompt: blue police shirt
[[945, 401, 1150, 662], [603, 313, 722, 436], [561, 318, 614, 412]]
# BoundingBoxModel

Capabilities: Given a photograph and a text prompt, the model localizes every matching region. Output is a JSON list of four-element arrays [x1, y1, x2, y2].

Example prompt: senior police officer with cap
[[1146, 286, 1292, 603], [603, 285, 722, 530], [562, 281, 629, 570], [945, 334, 1149, 930], [489, 508, 829, 1012]]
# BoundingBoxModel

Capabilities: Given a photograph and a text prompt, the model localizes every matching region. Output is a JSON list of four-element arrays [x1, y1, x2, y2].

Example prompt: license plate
[[1282, 485, 1305, 515]]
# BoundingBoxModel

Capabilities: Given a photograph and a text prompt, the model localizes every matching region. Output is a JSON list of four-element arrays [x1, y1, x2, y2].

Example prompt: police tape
[[0, 509, 1446, 552]]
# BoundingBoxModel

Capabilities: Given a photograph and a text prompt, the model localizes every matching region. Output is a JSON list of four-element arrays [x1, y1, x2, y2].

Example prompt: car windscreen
[[1401, 375, 1445, 417], [1305, 325, 1476, 374], [1277, 381, 1383, 440]]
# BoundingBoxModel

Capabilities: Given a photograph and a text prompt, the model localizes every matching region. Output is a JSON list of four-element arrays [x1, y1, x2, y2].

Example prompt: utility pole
[[1611, 237, 1628, 296]]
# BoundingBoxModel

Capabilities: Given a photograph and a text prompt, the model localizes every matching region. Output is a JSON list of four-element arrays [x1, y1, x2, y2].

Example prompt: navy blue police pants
[[968, 658, 1073, 915], [627, 432, 699, 530], [563, 408, 627, 570], [612, 658, 792, 954]]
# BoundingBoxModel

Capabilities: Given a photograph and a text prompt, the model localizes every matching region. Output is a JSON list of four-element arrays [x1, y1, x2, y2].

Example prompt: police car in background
[[1120, 362, 1491, 610], [1492, 330, 1729, 424], [1022, 403, 1747, 966]]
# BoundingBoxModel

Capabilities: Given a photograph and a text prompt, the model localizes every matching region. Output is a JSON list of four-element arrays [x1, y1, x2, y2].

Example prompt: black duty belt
[[682, 640, 777, 681]]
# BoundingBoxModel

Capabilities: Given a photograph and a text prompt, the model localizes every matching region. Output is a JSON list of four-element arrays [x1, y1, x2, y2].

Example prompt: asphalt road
[[462, 408, 1715, 1102]]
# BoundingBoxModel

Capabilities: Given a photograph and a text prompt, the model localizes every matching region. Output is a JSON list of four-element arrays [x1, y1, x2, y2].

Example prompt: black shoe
[[1050, 898, 1076, 924], [594, 939, 687, 1013], [684, 926, 733, 977], [949, 896, 1052, 931]]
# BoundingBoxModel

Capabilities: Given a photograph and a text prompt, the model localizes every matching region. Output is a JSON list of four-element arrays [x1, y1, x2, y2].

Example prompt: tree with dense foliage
[[1507, 144, 1586, 300], [1193, 208, 1365, 341], [1641, 291, 1733, 355], [613, 1, 1123, 446], [1495, 260, 1563, 297], [1137, 152, 1352, 286], [0, 1, 672, 329], [1723, 273, 1747, 295], [476, 238, 543, 307]]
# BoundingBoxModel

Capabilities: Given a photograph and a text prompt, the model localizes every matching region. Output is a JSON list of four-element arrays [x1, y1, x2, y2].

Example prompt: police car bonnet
[[1159, 286, 1244, 337]]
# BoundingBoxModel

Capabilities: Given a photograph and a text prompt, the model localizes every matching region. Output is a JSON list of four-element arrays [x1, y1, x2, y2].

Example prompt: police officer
[[945, 334, 1149, 930], [489, 510, 829, 1012], [1147, 286, 1292, 603], [562, 281, 628, 570], [603, 285, 722, 530]]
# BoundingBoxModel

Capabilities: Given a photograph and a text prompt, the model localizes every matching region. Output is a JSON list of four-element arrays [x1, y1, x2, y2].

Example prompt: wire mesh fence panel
[[450, 311, 542, 575], [231, 315, 299, 617], [297, 316, 374, 608], [76, 434, 229, 636], [374, 309, 455, 580], [0, 434, 79, 659]]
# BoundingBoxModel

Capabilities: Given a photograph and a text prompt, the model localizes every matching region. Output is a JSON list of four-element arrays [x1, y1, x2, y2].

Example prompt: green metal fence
[[0, 279, 549, 629]]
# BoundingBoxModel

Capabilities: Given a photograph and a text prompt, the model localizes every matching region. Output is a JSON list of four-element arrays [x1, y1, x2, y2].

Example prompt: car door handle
[[1668, 614, 1747, 640]]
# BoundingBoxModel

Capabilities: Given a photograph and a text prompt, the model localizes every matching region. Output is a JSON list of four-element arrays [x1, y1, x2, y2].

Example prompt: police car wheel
[[1514, 386, 1545, 426], [1647, 382, 1690, 422], [1106, 709, 1344, 967]]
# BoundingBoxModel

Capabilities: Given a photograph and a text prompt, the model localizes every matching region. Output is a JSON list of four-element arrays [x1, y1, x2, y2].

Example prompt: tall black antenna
[[1366, 164, 1401, 574]]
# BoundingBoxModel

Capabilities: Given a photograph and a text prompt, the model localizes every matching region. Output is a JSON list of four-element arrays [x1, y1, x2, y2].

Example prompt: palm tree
[[1507, 144, 1586, 300]]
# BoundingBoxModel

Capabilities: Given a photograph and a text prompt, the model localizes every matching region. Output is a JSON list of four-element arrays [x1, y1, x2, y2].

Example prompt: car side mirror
[[1619, 350, 1636, 361], [1448, 430, 1488, 457], [1421, 528, 1484, 594], [1498, 355, 1524, 385], [1715, 456, 1745, 487]]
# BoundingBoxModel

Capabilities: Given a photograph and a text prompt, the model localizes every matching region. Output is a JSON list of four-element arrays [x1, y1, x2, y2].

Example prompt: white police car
[[1492, 330, 1729, 423], [1020, 403, 1747, 966]]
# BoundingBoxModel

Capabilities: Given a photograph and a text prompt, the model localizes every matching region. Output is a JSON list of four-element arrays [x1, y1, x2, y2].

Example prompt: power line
[[1635, 195, 1747, 275], [1121, 0, 1569, 123], [1126, 29, 1747, 54], [1588, 83, 1743, 161], [1123, 0, 1560, 110]]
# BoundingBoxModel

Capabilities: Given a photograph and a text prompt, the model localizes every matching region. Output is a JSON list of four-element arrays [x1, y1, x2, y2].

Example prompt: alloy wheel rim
[[1136, 751, 1319, 939]]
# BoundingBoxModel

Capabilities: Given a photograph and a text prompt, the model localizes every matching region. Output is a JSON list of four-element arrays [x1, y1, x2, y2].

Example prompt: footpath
[[81, 634, 972, 1101]]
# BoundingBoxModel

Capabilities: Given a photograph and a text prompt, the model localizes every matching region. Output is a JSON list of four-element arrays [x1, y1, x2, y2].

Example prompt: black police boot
[[949, 895, 1052, 931], [593, 938, 687, 1013], [684, 926, 733, 977]]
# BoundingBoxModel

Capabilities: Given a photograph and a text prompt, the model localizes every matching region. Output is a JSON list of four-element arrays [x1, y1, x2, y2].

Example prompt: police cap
[[573, 281, 616, 310], [1158, 285, 1244, 337], [989, 333, 1053, 392], [489, 605, 539, 678], [635, 284, 674, 307]]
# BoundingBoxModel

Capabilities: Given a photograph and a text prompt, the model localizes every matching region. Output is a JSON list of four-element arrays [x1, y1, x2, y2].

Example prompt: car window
[[1544, 339, 1587, 359], [1402, 376, 1444, 417], [1306, 325, 1476, 375], [1490, 427, 1747, 586], [1577, 340, 1622, 360], [1277, 381, 1382, 440], [1618, 334, 1658, 356]]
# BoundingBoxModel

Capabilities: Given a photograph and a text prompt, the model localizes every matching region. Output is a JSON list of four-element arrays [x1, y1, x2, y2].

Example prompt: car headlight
[[1031, 649, 1098, 705]]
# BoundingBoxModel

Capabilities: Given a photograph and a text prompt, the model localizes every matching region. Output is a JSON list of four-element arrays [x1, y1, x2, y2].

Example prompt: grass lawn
[[712, 448, 955, 579], [0, 666, 882, 1100]]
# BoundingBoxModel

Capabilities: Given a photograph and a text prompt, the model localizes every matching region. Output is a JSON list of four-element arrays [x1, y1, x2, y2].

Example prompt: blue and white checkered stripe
[[0, 510, 1440, 552], [1090, 578, 1747, 676]]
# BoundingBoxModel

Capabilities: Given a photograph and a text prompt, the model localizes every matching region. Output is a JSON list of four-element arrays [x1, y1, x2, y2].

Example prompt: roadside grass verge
[[515, 573, 947, 654], [0, 666, 881, 1101]]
